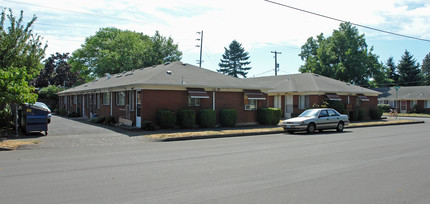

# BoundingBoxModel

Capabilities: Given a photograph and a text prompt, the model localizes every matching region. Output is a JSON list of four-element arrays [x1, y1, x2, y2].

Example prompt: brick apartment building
[[57, 62, 269, 127], [244, 73, 381, 119]]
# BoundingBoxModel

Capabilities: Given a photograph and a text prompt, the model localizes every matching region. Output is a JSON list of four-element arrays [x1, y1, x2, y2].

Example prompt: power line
[[264, 0, 430, 43], [4, 0, 156, 26]]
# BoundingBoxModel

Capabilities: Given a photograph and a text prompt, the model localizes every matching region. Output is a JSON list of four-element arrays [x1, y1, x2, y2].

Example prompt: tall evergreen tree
[[398, 50, 423, 86], [386, 57, 399, 86], [217, 40, 251, 78], [422, 53, 430, 85]]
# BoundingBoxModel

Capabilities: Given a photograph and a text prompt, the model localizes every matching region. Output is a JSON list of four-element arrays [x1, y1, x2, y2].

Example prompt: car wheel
[[306, 123, 316, 134], [336, 121, 344, 132], [287, 130, 295, 134]]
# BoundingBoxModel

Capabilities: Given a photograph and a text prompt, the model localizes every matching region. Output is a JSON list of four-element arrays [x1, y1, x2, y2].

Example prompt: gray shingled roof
[[244, 73, 380, 95], [59, 61, 268, 94], [372, 86, 430, 100]]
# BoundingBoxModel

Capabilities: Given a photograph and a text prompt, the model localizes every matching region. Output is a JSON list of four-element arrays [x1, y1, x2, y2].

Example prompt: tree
[[217, 40, 251, 78], [70, 28, 182, 80], [299, 22, 383, 86], [33, 53, 80, 88], [398, 50, 423, 86], [386, 57, 399, 86], [422, 53, 430, 85], [0, 8, 46, 128]]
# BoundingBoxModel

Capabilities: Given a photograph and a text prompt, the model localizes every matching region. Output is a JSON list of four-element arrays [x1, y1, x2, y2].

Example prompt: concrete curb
[[158, 120, 425, 142]]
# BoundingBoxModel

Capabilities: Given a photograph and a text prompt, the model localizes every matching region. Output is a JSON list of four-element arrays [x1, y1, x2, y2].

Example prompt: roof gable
[[59, 61, 268, 94], [244, 73, 380, 95]]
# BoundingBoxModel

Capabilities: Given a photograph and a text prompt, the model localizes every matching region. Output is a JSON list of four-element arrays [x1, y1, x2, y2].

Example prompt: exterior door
[[400, 101, 407, 113], [285, 95, 293, 118], [136, 90, 141, 128]]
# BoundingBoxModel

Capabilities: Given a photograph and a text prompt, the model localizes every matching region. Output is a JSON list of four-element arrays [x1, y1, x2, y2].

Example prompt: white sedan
[[279, 108, 349, 134]]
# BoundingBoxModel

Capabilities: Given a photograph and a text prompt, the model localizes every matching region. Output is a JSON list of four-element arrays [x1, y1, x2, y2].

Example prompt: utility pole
[[196, 31, 203, 67], [271, 51, 281, 76]]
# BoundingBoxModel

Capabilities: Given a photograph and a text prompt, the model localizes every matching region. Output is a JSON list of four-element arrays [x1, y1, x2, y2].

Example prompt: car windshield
[[299, 109, 319, 117]]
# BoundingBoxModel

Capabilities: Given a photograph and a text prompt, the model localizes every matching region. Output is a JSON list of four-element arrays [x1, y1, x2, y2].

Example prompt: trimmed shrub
[[369, 108, 383, 120], [258, 108, 282, 125], [199, 109, 216, 128], [93, 116, 105, 123], [141, 121, 160, 131], [377, 104, 391, 112], [220, 109, 237, 127], [353, 108, 366, 121], [104, 116, 116, 125], [156, 110, 176, 129], [178, 109, 196, 129]]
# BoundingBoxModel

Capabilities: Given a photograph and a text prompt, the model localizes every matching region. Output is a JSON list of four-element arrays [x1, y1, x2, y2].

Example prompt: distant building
[[373, 86, 430, 113]]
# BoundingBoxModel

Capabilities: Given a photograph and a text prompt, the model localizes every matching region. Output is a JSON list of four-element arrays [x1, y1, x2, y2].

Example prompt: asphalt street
[[1, 117, 430, 203]]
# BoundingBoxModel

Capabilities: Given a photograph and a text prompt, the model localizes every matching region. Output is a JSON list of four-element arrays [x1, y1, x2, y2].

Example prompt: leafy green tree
[[70, 28, 182, 80], [386, 57, 399, 86], [398, 50, 423, 86], [299, 22, 383, 86], [422, 53, 430, 85], [217, 40, 251, 78], [0, 8, 46, 130]]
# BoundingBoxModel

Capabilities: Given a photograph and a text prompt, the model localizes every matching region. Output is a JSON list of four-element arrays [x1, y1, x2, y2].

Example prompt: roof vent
[[140, 67, 144, 70], [122, 71, 126, 74], [315, 74, 319, 76], [164, 62, 170, 65], [105, 73, 111, 79], [166, 70, 172, 75]]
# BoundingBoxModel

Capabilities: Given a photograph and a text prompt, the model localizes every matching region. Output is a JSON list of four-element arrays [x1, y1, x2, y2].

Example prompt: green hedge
[[258, 108, 282, 125], [199, 109, 216, 128], [156, 110, 176, 129], [369, 108, 383, 120], [353, 108, 366, 121], [178, 109, 196, 128], [220, 109, 237, 127]]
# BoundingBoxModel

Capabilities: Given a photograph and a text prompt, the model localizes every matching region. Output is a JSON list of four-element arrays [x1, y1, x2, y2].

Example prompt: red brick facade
[[59, 89, 268, 126]]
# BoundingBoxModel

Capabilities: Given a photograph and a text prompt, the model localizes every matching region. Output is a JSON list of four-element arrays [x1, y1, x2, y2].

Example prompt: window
[[319, 110, 328, 117], [188, 97, 201, 106], [298, 95, 309, 110], [410, 100, 417, 108], [116, 92, 125, 106], [356, 97, 361, 107], [425, 100, 430, 108], [245, 99, 257, 110], [274, 96, 281, 108], [328, 110, 340, 116], [129, 91, 134, 110], [96, 94, 100, 109], [102, 93, 110, 105]]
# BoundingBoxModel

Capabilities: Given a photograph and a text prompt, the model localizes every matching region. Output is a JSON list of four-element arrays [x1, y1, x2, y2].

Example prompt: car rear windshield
[[299, 109, 319, 117]]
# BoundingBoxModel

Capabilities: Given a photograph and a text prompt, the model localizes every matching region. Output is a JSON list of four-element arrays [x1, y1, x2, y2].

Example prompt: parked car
[[279, 108, 349, 134], [31, 102, 52, 123]]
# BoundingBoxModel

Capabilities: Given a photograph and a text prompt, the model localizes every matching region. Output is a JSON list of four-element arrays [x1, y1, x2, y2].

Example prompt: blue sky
[[2, 0, 430, 77]]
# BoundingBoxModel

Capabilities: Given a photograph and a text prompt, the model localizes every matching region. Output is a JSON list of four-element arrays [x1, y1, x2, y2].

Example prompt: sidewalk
[[146, 118, 424, 141]]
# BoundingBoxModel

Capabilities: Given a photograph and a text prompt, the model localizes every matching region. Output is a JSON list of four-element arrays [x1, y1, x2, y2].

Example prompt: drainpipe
[[110, 90, 113, 117], [213, 91, 216, 110]]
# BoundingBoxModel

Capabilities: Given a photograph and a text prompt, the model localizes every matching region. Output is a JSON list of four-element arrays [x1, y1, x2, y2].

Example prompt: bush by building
[[369, 108, 383, 120], [377, 104, 391, 112], [156, 110, 176, 129], [199, 109, 216, 128], [257, 108, 282, 125], [220, 109, 237, 127], [178, 109, 196, 129]]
